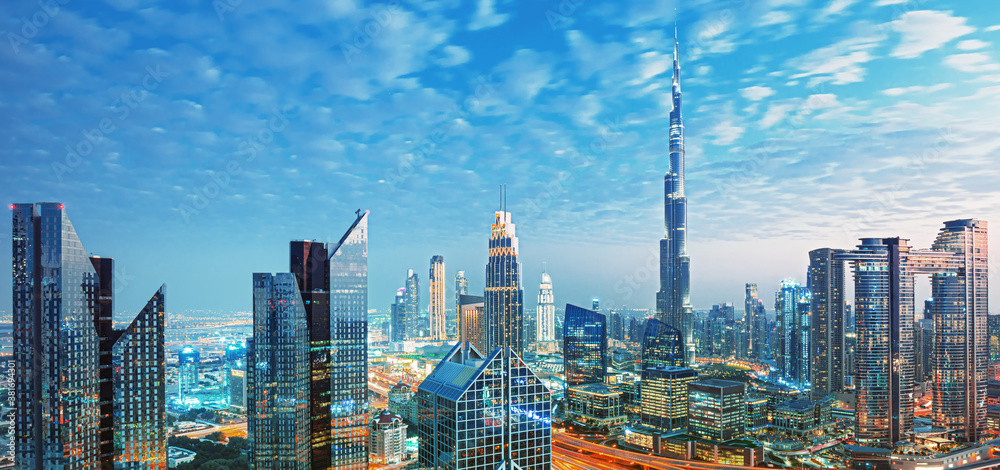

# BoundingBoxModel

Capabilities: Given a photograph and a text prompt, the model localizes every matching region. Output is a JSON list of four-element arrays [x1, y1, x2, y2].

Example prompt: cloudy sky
[[2, 0, 999, 319]]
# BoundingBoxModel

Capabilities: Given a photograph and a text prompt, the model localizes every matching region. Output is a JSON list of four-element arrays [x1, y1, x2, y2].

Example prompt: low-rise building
[[771, 398, 834, 436], [168, 447, 197, 468], [369, 410, 407, 465], [746, 397, 768, 431], [566, 383, 626, 434]]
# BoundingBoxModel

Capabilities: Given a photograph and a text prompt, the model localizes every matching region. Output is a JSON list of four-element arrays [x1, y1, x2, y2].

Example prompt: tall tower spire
[[657, 18, 694, 366]]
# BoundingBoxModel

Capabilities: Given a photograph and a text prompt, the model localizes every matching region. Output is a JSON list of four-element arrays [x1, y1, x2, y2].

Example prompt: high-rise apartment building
[[368, 411, 407, 466], [809, 248, 847, 398], [12, 203, 167, 470], [179, 346, 200, 399], [563, 304, 608, 386], [484, 209, 525, 356], [417, 343, 551, 470], [249, 273, 311, 469], [404, 269, 420, 339], [429, 255, 446, 340], [537, 271, 555, 343], [657, 28, 695, 366], [746, 284, 760, 359]]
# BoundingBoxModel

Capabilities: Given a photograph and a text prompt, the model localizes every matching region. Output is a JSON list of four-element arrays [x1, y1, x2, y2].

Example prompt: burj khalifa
[[656, 24, 695, 366]]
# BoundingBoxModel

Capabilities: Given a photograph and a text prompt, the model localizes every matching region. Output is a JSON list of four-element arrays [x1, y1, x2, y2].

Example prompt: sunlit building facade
[[563, 304, 608, 386], [429, 255, 446, 340], [459, 294, 487, 355], [417, 343, 551, 470]]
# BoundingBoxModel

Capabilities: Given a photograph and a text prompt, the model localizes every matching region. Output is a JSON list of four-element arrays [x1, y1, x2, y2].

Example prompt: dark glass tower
[[12, 203, 167, 470], [656, 24, 694, 366], [641, 319, 684, 370], [249, 273, 311, 469], [484, 209, 525, 356], [328, 211, 370, 469], [809, 248, 847, 399], [563, 304, 608, 386], [775, 279, 812, 387], [289, 240, 332, 469], [390, 287, 406, 342]]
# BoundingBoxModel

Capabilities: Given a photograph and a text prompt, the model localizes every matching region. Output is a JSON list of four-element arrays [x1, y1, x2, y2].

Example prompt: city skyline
[[1, 1, 998, 316]]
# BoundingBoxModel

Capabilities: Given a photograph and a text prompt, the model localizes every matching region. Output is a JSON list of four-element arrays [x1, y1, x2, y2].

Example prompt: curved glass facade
[[563, 304, 607, 386], [641, 319, 684, 370]]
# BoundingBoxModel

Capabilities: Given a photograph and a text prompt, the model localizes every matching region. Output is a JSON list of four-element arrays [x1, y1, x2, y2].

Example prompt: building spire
[[673, 11, 681, 92]]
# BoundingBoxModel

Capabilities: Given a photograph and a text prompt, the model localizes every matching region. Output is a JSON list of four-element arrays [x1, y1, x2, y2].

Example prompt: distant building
[[168, 447, 197, 468], [563, 304, 608, 386], [536, 271, 555, 343], [229, 360, 247, 409], [641, 366, 696, 432], [746, 397, 768, 431], [453, 271, 468, 339], [387, 382, 417, 425], [566, 383, 626, 434], [459, 295, 486, 355], [179, 346, 201, 398], [688, 379, 746, 442], [775, 279, 811, 387], [429, 255, 446, 340], [405, 269, 420, 339], [369, 411, 407, 465], [417, 343, 551, 470], [391, 287, 406, 342], [771, 398, 834, 436]]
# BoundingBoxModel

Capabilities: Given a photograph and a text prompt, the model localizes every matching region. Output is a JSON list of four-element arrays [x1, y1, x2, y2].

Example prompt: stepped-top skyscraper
[[657, 24, 695, 365], [429, 255, 446, 340], [484, 199, 525, 356]]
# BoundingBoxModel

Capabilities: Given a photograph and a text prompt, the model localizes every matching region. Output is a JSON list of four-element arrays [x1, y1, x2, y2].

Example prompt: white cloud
[[759, 11, 794, 27], [820, 0, 857, 19], [987, 25, 1000, 32], [944, 53, 1000, 73], [956, 39, 989, 51], [760, 103, 795, 128], [881, 83, 951, 96], [740, 86, 776, 101], [436, 45, 471, 67], [787, 26, 884, 86], [890, 11, 974, 59], [468, 0, 509, 31], [874, 0, 906, 5], [707, 119, 745, 145]]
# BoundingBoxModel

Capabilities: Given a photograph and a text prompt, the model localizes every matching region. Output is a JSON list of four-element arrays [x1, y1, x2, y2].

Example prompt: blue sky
[[2, 0, 999, 318]]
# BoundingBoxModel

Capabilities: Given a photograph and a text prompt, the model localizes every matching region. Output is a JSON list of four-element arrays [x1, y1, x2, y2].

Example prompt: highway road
[[555, 433, 767, 470], [175, 422, 248, 440]]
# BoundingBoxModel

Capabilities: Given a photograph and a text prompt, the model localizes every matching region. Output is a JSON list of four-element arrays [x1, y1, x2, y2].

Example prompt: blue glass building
[[641, 319, 684, 370], [563, 304, 608, 386]]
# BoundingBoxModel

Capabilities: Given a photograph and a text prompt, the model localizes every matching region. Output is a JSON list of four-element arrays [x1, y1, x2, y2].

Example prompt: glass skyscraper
[[688, 379, 746, 442], [775, 279, 812, 387], [178, 346, 200, 400], [536, 271, 555, 343], [12, 203, 167, 470], [928, 219, 988, 442], [641, 319, 684, 370], [417, 343, 551, 470], [563, 304, 608, 386], [429, 255, 446, 340], [459, 294, 487, 355], [290, 240, 333, 469], [404, 269, 420, 339], [329, 211, 370, 469], [390, 287, 406, 342], [453, 271, 468, 339], [657, 26, 695, 366], [640, 366, 696, 432], [249, 273, 311, 469], [809, 248, 847, 398], [484, 209, 525, 356]]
